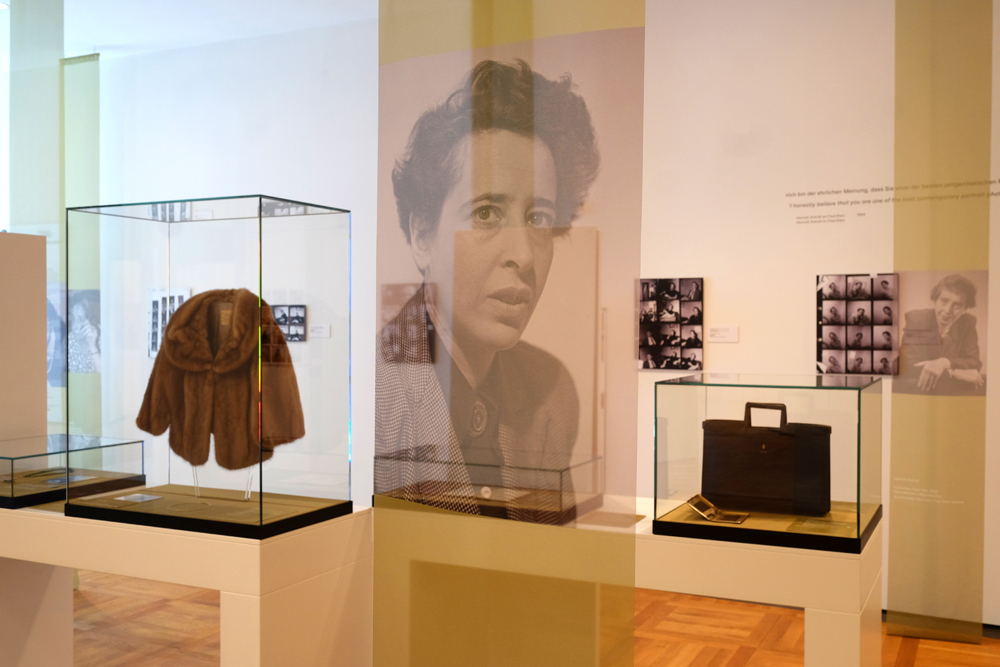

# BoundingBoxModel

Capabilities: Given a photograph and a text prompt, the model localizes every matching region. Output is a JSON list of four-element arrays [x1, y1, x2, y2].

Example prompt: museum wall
[[87, 0, 1000, 625], [638, 0, 894, 490], [97, 18, 379, 506], [640, 0, 999, 624]]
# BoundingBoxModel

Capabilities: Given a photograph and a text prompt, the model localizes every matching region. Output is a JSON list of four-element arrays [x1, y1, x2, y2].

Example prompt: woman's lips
[[486, 286, 533, 321], [489, 285, 532, 304]]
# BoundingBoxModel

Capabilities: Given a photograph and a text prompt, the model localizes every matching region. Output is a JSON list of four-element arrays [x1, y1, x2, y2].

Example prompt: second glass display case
[[0, 435, 143, 509], [373, 455, 603, 525], [63, 196, 352, 538], [654, 374, 882, 553]]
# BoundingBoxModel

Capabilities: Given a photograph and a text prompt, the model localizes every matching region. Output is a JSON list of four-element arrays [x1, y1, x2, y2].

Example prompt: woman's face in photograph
[[934, 287, 968, 331], [416, 130, 557, 353], [71, 302, 88, 328]]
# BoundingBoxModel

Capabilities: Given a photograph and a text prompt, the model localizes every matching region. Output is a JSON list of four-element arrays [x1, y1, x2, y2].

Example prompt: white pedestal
[[636, 511, 882, 667], [0, 507, 373, 667]]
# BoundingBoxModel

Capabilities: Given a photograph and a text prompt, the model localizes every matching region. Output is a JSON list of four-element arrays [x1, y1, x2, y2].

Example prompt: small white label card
[[309, 324, 331, 338], [707, 326, 739, 343]]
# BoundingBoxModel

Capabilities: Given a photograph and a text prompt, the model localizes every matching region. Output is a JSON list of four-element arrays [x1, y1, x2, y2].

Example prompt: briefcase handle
[[743, 402, 788, 428]]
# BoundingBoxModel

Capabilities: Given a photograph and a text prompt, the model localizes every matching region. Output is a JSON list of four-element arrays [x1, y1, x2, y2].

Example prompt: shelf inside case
[[0, 435, 145, 509], [374, 456, 603, 525], [652, 373, 883, 554]]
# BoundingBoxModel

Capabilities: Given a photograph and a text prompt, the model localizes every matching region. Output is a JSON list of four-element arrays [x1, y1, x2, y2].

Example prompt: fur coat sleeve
[[137, 288, 305, 471]]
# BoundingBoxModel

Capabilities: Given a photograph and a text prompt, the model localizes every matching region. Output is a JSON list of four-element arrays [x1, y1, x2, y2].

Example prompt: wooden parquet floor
[[72, 573, 1000, 666], [74, 570, 220, 667], [635, 588, 1000, 667], [635, 588, 804, 666]]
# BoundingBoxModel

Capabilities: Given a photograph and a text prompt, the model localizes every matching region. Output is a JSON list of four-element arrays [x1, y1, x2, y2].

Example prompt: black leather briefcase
[[701, 402, 831, 516]]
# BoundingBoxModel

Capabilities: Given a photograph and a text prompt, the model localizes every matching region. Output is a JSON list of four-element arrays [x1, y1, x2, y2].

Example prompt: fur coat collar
[[137, 288, 305, 471]]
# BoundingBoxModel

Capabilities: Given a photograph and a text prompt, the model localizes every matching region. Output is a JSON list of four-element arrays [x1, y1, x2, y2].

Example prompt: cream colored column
[[221, 591, 262, 666], [889, 0, 991, 640], [0, 233, 45, 439], [62, 53, 102, 437], [804, 571, 882, 667], [222, 510, 374, 667], [220, 558, 374, 667], [0, 557, 73, 667], [0, 231, 68, 666]]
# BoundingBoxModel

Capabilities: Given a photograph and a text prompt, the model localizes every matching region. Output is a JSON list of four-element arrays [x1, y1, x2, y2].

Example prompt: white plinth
[[636, 503, 882, 667], [0, 507, 373, 667]]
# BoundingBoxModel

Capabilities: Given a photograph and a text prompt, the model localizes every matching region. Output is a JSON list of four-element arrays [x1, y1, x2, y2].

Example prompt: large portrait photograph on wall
[[375, 27, 644, 524]]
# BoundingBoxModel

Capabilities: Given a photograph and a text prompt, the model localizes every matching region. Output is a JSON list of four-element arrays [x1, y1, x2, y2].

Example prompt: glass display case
[[654, 374, 881, 553], [64, 196, 352, 538], [0, 435, 144, 509], [373, 455, 602, 525]]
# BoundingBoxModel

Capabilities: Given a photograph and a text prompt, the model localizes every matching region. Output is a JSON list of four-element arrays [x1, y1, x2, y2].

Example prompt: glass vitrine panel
[[64, 196, 351, 538], [654, 373, 882, 552]]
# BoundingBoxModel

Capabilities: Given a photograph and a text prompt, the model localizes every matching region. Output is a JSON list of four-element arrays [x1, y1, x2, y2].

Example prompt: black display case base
[[652, 505, 882, 554], [0, 474, 146, 510], [65, 498, 353, 539]]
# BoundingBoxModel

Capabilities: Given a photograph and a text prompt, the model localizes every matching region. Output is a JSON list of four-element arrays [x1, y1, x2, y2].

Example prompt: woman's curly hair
[[392, 59, 600, 240]]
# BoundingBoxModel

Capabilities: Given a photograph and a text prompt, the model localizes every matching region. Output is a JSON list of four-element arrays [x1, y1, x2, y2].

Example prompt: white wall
[[643, 0, 1000, 625], [99, 19, 378, 507], [641, 0, 897, 607], [640, 0, 895, 494]]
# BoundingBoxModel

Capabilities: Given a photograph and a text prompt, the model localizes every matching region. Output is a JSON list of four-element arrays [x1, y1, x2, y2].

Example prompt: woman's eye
[[526, 210, 555, 229], [472, 205, 502, 228]]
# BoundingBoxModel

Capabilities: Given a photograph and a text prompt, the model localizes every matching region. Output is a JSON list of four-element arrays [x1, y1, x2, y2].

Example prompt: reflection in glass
[[375, 60, 601, 524]]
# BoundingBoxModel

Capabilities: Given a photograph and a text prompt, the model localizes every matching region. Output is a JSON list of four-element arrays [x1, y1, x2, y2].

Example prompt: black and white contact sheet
[[638, 278, 704, 369], [147, 288, 190, 357], [272, 304, 307, 342], [817, 273, 897, 375]]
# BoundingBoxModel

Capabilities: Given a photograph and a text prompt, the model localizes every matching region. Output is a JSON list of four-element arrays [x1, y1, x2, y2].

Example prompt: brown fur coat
[[137, 288, 305, 470]]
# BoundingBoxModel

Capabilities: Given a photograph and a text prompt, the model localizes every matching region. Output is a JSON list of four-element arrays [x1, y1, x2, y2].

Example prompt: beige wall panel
[[0, 233, 47, 440], [0, 558, 73, 667], [890, 0, 992, 636]]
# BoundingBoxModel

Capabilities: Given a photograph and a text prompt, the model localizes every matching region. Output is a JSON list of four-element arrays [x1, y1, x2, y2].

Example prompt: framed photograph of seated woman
[[638, 277, 704, 369], [895, 270, 988, 395], [817, 273, 898, 375]]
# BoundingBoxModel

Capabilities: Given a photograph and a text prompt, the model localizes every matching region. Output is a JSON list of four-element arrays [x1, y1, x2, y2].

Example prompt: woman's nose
[[500, 227, 536, 272]]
